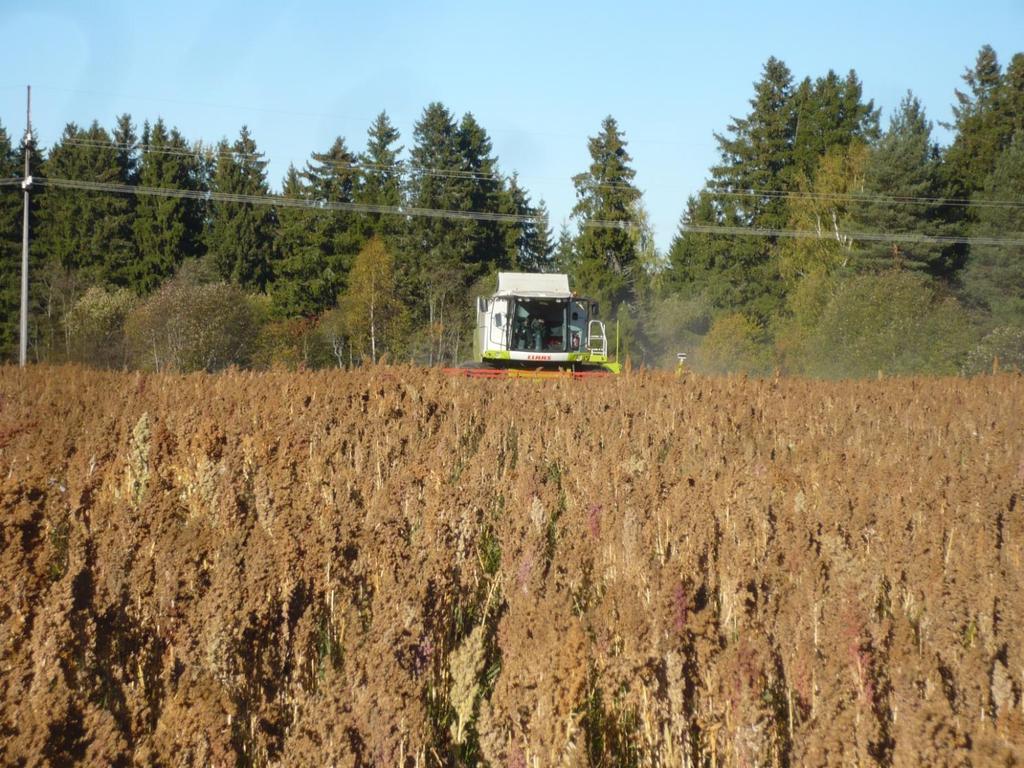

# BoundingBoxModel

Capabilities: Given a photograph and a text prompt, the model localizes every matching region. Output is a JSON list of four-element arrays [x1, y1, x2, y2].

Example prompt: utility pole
[[19, 85, 32, 367]]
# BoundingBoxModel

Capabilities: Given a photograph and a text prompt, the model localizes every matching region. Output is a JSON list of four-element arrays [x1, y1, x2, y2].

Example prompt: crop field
[[0, 366, 1022, 766]]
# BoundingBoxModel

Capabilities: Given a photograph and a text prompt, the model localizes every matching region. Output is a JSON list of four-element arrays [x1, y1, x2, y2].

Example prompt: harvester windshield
[[510, 299, 589, 353]]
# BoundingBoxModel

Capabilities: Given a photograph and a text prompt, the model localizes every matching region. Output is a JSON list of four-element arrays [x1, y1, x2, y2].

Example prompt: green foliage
[[124, 270, 259, 372], [772, 269, 836, 374], [355, 111, 403, 243], [694, 313, 772, 375], [960, 133, 1024, 325], [271, 159, 350, 318], [132, 119, 205, 293], [776, 143, 868, 286], [0, 121, 24, 360], [961, 326, 1024, 374], [38, 121, 137, 286], [569, 116, 642, 309], [498, 175, 552, 271], [640, 293, 713, 367], [803, 271, 975, 377], [64, 285, 137, 368], [944, 46, 1024, 198], [340, 236, 408, 364], [207, 127, 277, 291], [851, 93, 952, 274]]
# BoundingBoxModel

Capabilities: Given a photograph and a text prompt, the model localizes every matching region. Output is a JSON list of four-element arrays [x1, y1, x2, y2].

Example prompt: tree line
[[1, 44, 1022, 375]]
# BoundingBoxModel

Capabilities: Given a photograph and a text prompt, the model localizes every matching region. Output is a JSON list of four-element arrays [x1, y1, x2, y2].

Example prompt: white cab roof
[[495, 272, 571, 298]]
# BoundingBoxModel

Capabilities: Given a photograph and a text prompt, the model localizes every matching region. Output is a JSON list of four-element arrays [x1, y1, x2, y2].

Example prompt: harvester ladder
[[586, 320, 608, 357]]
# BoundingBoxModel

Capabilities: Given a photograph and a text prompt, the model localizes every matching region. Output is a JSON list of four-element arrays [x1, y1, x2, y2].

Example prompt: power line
[[680, 223, 1024, 247], [24, 175, 1024, 245], [55, 137, 1024, 212]]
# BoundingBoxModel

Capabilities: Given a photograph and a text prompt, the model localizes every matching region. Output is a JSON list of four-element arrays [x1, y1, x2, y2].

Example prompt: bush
[[125, 279, 259, 372], [805, 270, 975, 377], [64, 286, 138, 368], [694, 313, 772, 375], [961, 325, 1024, 375], [772, 270, 836, 375]]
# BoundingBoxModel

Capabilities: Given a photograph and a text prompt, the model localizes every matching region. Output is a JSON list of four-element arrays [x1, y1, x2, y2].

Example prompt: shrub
[[694, 313, 772, 375], [804, 270, 975, 377], [124, 279, 259, 372], [64, 286, 138, 368], [961, 325, 1024, 375]]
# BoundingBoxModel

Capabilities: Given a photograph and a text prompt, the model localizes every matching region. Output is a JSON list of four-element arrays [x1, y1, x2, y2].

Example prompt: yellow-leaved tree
[[340, 236, 407, 364]]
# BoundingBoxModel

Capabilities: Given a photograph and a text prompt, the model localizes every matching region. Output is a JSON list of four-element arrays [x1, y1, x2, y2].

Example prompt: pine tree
[[132, 119, 205, 293], [851, 93, 949, 273], [553, 221, 575, 274], [207, 126, 277, 291], [570, 115, 642, 308], [711, 57, 796, 229]]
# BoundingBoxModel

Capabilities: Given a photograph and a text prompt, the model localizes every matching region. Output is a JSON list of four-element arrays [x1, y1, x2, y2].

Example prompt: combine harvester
[[446, 272, 621, 380]]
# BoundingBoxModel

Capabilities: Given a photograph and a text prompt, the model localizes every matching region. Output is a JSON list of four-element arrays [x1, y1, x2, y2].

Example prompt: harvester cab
[[470, 272, 620, 375]]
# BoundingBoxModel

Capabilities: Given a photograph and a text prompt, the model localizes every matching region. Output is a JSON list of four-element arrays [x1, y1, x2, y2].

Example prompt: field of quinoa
[[0, 365, 1022, 767]]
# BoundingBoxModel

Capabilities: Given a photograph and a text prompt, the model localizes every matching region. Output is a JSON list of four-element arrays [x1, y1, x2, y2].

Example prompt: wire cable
[[25, 175, 1024, 245]]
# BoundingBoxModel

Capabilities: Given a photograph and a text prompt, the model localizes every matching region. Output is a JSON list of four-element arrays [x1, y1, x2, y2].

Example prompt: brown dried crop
[[0, 365, 1022, 766]]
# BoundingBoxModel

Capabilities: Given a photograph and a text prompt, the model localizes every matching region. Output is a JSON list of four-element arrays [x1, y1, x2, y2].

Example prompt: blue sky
[[1, 1, 1021, 251]]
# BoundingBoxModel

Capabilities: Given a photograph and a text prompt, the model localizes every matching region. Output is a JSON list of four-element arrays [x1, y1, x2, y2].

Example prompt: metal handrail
[[586, 320, 608, 357]]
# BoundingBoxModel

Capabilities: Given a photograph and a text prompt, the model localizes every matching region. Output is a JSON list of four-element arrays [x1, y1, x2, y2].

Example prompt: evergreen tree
[[404, 102, 485, 361], [711, 57, 796, 229], [570, 115, 642, 308], [132, 119, 205, 293], [944, 45, 1008, 198], [498, 174, 552, 271], [457, 112, 504, 269], [851, 93, 950, 273], [113, 113, 140, 185], [0, 122, 22, 358], [271, 164, 333, 317], [961, 132, 1024, 325], [553, 221, 576, 273], [207, 126, 277, 291], [791, 69, 879, 179], [355, 111, 403, 241], [673, 57, 798, 319], [38, 121, 136, 287]]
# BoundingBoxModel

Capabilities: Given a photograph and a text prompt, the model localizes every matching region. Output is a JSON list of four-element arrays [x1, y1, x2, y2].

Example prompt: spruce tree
[[851, 93, 950, 273], [498, 174, 552, 271], [0, 123, 22, 358], [791, 70, 879, 179], [38, 121, 136, 287], [961, 133, 1024, 325], [944, 45, 1008, 198], [355, 111, 403, 241], [405, 102, 475, 327], [207, 126, 277, 291], [271, 165, 334, 317], [457, 112, 503, 270], [303, 136, 363, 263], [570, 115, 642, 308], [133, 119, 205, 293]]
